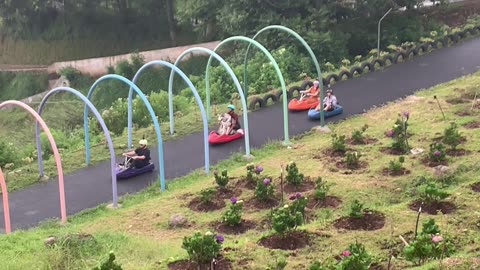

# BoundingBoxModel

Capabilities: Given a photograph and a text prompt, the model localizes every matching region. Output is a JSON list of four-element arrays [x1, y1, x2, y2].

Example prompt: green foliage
[[331, 134, 347, 153], [428, 142, 446, 162], [199, 188, 216, 204], [0, 137, 17, 168], [314, 177, 330, 201], [0, 72, 48, 101], [255, 178, 274, 202], [266, 256, 288, 270], [59, 67, 83, 82], [349, 200, 364, 219], [442, 122, 462, 150], [418, 182, 449, 205], [388, 114, 410, 153], [92, 251, 123, 270], [345, 152, 362, 169], [404, 219, 454, 264], [388, 156, 405, 173], [214, 170, 229, 188], [308, 261, 328, 270], [222, 199, 243, 226], [182, 232, 223, 265], [272, 203, 304, 236], [285, 161, 304, 187], [246, 163, 263, 183], [336, 242, 372, 270], [351, 124, 368, 144]]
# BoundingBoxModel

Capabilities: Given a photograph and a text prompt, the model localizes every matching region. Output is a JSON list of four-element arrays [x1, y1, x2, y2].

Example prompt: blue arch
[[35, 87, 120, 207], [84, 74, 166, 191], [130, 60, 210, 174], [167, 47, 252, 157]]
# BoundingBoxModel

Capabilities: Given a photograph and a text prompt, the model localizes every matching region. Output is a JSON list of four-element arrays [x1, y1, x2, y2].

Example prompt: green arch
[[245, 25, 325, 126], [205, 36, 290, 145]]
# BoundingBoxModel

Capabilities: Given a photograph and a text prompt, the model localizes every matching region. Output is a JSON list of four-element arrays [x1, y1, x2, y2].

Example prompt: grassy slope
[[1, 72, 480, 269]]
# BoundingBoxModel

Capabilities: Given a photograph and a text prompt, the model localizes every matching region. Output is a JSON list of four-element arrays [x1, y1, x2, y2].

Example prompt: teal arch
[[245, 25, 325, 126], [83, 74, 166, 191], [168, 47, 251, 157], [205, 36, 290, 145]]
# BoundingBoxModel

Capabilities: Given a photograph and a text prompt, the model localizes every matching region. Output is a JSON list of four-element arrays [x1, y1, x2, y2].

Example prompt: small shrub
[[214, 169, 229, 188], [331, 134, 347, 153], [246, 163, 263, 183], [388, 156, 405, 173], [308, 261, 328, 270], [442, 122, 462, 150], [266, 256, 288, 270], [222, 197, 243, 226], [272, 204, 303, 236], [59, 66, 82, 82], [428, 142, 446, 162], [288, 192, 308, 217], [337, 242, 372, 270], [349, 200, 364, 219], [199, 188, 216, 204], [92, 251, 123, 270], [404, 219, 454, 264], [285, 161, 305, 186], [255, 178, 274, 202], [0, 138, 17, 168], [345, 152, 362, 169], [182, 231, 224, 265], [418, 182, 449, 205], [388, 112, 410, 153], [314, 177, 330, 201], [351, 124, 368, 144]]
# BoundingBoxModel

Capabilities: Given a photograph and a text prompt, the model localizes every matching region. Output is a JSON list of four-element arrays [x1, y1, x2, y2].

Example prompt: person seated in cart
[[315, 87, 337, 112], [226, 104, 241, 135], [300, 80, 320, 101], [122, 139, 151, 169]]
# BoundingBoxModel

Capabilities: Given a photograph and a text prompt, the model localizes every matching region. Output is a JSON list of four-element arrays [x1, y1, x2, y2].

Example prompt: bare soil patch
[[212, 220, 257, 235], [421, 157, 448, 168], [446, 148, 471, 157], [463, 121, 480, 129], [335, 161, 368, 171], [234, 178, 256, 190], [215, 187, 242, 200], [188, 197, 226, 212], [380, 147, 409, 156], [244, 198, 279, 211], [408, 200, 457, 215], [258, 231, 312, 250], [472, 182, 480, 192], [168, 256, 232, 270], [279, 178, 316, 193], [334, 210, 385, 231], [346, 137, 378, 145], [306, 196, 342, 209], [382, 168, 411, 177]]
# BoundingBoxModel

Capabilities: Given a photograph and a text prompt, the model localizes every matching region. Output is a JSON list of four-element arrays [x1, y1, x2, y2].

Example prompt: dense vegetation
[[0, 0, 475, 64], [0, 72, 49, 101]]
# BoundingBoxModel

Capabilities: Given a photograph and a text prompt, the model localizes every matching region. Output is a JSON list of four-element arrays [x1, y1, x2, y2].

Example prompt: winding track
[[1, 37, 480, 232]]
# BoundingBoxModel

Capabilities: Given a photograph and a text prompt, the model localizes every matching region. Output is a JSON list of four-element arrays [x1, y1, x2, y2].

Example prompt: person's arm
[[332, 96, 338, 106], [123, 150, 136, 157]]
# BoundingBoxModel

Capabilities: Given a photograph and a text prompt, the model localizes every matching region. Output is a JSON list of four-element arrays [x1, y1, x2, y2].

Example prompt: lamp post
[[377, 8, 393, 58]]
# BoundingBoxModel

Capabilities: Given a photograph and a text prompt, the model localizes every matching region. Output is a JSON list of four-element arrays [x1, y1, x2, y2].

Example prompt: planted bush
[[214, 169, 229, 188], [255, 178, 274, 202], [0, 137, 17, 168], [387, 112, 410, 153], [418, 182, 449, 205], [92, 251, 123, 270], [181, 231, 224, 265], [442, 122, 462, 150], [345, 152, 362, 169], [388, 156, 405, 174], [246, 163, 263, 183], [404, 219, 454, 264], [351, 124, 369, 144], [336, 242, 372, 270], [272, 202, 304, 236], [349, 200, 364, 219], [314, 177, 330, 201], [222, 197, 244, 226], [200, 188, 216, 204], [331, 134, 347, 153], [428, 142, 446, 162], [285, 161, 305, 186], [288, 192, 308, 217]]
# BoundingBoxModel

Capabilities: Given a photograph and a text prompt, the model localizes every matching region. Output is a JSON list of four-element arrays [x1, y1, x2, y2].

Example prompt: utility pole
[[378, 8, 393, 58]]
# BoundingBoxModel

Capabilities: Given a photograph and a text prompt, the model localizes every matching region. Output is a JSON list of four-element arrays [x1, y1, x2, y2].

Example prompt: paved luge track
[[1, 38, 480, 232]]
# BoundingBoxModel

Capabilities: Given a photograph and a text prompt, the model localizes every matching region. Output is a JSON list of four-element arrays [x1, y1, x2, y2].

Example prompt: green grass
[[1, 72, 480, 269]]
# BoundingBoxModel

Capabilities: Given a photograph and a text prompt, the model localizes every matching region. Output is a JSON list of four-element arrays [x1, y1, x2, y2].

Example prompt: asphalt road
[[1, 37, 480, 232]]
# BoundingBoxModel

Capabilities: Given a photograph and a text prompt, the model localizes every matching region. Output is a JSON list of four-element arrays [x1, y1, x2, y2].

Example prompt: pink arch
[[0, 100, 66, 234]]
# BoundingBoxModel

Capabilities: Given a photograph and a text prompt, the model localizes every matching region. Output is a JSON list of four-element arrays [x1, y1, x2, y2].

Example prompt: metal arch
[[167, 47, 251, 157], [0, 100, 67, 232], [84, 74, 166, 191], [205, 36, 290, 145], [35, 87, 119, 207], [245, 25, 325, 127], [0, 167, 10, 233], [130, 60, 210, 174]]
